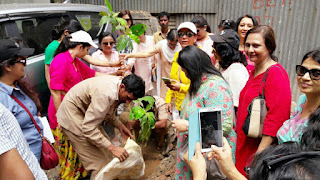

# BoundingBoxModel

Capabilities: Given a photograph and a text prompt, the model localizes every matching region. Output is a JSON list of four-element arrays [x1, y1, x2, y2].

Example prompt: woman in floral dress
[[172, 46, 236, 179], [277, 49, 320, 144]]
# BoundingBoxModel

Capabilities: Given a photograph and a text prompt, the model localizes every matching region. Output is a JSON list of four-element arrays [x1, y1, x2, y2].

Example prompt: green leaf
[[115, 25, 125, 33], [130, 24, 147, 36], [110, 18, 117, 26], [125, 27, 132, 34], [128, 33, 140, 44], [116, 17, 127, 27], [99, 11, 108, 16], [146, 112, 156, 129], [127, 39, 133, 52], [105, 0, 113, 12], [99, 16, 110, 27], [130, 106, 146, 120], [129, 111, 135, 120], [112, 12, 120, 18], [137, 96, 155, 112]]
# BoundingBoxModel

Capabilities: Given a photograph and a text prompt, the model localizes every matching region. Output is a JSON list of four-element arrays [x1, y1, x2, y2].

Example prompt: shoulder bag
[[10, 95, 59, 170], [242, 66, 282, 138]]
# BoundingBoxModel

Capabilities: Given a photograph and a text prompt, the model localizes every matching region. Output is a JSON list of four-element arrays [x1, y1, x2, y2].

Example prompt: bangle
[[109, 61, 112, 67]]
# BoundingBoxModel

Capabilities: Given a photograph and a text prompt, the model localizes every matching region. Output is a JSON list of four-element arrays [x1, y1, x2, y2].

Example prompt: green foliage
[[129, 96, 156, 143], [138, 112, 156, 142], [104, 0, 112, 12], [129, 106, 146, 120], [99, 0, 148, 51], [130, 24, 147, 36]]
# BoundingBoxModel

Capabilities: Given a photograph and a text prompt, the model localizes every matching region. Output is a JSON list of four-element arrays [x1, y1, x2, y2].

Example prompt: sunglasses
[[296, 65, 320, 80], [124, 18, 131, 22], [102, 42, 115, 46], [178, 31, 195, 38], [13, 59, 27, 66]]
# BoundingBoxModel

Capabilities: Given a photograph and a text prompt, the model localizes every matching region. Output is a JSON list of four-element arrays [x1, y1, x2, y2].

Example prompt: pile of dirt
[[45, 126, 178, 180]]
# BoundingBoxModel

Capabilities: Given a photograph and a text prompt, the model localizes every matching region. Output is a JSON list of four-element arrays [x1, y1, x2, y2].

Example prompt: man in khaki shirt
[[153, 11, 170, 44], [56, 74, 145, 179]]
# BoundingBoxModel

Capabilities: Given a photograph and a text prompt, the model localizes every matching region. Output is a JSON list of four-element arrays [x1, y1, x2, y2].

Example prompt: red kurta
[[235, 63, 291, 176]]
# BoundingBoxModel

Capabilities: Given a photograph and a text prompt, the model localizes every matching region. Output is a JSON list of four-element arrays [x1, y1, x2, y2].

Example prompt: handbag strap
[[10, 94, 41, 135], [259, 65, 284, 98]]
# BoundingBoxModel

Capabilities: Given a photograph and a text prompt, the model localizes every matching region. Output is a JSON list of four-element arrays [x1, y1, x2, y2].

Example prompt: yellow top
[[165, 51, 190, 110]]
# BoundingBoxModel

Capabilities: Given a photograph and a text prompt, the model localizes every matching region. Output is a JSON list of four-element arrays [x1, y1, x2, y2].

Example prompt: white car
[[0, 3, 110, 114]]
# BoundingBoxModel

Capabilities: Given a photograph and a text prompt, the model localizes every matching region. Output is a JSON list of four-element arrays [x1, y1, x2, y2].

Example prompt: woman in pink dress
[[49, 30, 102, 179], [236, 14, 259, 72]]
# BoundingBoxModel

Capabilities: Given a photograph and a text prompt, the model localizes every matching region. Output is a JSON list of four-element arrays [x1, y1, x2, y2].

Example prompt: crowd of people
[[0, 8, 319, 180]]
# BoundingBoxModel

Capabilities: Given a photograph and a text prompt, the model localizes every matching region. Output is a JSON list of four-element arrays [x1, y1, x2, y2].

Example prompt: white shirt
[[0, 103, 48, 180], [128, 35, 155, 92], [222, 63, 249, 107]]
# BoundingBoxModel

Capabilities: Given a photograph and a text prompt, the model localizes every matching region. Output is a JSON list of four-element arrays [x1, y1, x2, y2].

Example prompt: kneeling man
[[56, 74, 145, 179]]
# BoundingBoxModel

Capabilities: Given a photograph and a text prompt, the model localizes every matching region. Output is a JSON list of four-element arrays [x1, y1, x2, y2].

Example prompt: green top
[[44, 40, 60, 65]]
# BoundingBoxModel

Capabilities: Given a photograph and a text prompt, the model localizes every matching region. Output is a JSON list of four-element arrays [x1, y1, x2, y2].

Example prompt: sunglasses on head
[[178, 31, 195, 38], [296, 65, 320, 80], [103, 42, 115, 46]]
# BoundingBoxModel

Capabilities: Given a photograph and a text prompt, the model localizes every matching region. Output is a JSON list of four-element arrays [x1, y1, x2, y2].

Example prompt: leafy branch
[[99, 0, 147, 52]]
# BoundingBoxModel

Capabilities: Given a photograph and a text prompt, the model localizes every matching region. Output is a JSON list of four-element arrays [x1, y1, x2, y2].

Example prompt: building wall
[[0, 0, 49, 3], [69, 0, 320, 102]]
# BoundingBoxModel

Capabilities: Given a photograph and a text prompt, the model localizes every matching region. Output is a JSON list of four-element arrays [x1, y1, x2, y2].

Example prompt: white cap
[[70, 30, 98, 48], [177, 22, 197, 34]]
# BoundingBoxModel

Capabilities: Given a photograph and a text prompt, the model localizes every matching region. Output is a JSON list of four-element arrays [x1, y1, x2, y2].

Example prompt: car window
[[70, 11, 102, 39], [14, 14, 70, 55], [0, 23, 7, 39]]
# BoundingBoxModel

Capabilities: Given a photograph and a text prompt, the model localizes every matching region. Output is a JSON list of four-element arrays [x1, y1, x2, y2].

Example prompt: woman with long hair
[[0, 39, 43, 162], [118, 9, 133, 28], [235, 14, 259, 72], [121, 29, 181, 98], [235, 25, 291, 176], [172, 45, 236, 179], [211, 29, 249, 111], [49, 30, 102, 179], [277, 49, 320, 147], [45, 19, 122, 90]]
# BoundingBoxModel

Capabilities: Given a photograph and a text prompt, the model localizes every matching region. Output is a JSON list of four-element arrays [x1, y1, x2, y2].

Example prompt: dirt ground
[[45, 128, 177, 180]]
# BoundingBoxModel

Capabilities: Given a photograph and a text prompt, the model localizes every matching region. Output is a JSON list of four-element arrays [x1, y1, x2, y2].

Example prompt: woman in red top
[[235, 25, 291, 176]]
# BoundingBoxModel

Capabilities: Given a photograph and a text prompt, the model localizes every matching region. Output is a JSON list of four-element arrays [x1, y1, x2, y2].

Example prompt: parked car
[[0, 3, 111, 115], [0, 4, 159, 115]]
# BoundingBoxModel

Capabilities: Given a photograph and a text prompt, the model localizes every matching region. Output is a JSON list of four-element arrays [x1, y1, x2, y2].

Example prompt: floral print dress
[[175, 74, 237, 179], [277, 94, 307, 144]]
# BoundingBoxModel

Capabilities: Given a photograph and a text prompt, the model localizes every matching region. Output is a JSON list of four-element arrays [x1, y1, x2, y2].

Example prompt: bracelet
[[109, 61, 112, 67]]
